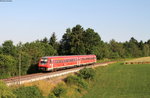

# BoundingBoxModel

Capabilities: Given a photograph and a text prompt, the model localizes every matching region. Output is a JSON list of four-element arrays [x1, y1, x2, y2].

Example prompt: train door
[[50, 59, 53, 70], [78, 57, 81, 66]]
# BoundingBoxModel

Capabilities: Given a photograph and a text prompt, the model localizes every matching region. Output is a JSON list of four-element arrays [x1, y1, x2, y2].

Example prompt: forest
[[0, 25, 150, 79]]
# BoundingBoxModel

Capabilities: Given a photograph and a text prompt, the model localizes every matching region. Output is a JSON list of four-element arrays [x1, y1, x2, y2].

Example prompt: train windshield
[[40, 58, 48, 65]]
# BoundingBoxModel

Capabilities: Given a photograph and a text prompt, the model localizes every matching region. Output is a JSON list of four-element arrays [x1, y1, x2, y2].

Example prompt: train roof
[[41, 55, 96, 59]]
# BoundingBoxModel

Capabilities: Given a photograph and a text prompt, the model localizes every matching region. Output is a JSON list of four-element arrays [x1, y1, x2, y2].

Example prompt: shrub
[[78, 68, 95, 80], [13, 86, 43, 98], [0, 81, 16, 98], [48, 93, 56, 98], [52, 84, 66, 97], [65, 75, 88, 89]]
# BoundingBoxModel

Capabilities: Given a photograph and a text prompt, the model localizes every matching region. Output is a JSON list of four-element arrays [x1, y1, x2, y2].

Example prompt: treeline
[[0, 24, 150, 78]]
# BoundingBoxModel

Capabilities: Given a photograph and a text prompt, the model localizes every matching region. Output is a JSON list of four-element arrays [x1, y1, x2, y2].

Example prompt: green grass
[[82, 63, 150, 98]]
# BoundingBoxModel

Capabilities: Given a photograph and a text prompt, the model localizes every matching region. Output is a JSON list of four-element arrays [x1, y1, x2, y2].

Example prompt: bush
[[78, 68, 95, 80], [65, 75, 88, 89], [0, 81, 16, 98], [48, 93, 56, 98], [13, 86, 43, 98], [52, 84, 66, 97]]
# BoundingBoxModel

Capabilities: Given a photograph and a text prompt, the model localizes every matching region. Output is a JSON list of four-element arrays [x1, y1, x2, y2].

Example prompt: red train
[[38, 55, 97, 71]]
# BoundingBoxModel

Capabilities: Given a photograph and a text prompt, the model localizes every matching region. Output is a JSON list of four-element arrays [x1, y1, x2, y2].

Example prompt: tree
[[109, 39, 125, 58], [83, 28, 102, 54], [42, 37, 48, 44], [142, 44, 150, 57], [60, 25, 86, 55], [49, 32, 59, 55], [129, 37, 138, 45], [19, 51, 32, 75], [146, 39, 150, 45], [123, 37, 142, 57], [22, 42, 45, 65], [59, 28, 72, 55], [0, 54, 17, 78], [2, 40, 17, 56], [70, 25, 85, 54], [94, 42, 111, 59], [60, 25, 104, 58], [43, 43, 57, 56], [49, 33, 56, 48], [0, 46, 2, 54]]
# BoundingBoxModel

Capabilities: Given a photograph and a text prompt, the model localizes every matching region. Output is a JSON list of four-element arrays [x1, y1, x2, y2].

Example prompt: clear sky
[[0, 0, 150, 45]]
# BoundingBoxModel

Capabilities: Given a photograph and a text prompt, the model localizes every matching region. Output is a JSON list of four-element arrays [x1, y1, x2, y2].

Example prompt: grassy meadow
[[82, 63, 150, 98]]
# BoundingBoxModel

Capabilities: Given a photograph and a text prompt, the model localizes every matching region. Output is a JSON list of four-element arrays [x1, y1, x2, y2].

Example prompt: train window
[[59, 60, 61, 63], [40, 58, 48, 65], [55, 60, 57, 63]]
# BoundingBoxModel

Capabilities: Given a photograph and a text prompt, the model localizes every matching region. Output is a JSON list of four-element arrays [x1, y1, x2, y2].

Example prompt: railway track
[[1, 61, 116, 86]]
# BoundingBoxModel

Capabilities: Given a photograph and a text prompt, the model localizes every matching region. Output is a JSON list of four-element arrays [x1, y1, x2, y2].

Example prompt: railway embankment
[[1, 61, 116, 86], [0, 61, 116, 97]]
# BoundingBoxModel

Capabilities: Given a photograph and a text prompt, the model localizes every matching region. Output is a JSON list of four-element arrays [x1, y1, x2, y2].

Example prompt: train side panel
[[38, 55, 97, 71], [52, 57, 78, 69]]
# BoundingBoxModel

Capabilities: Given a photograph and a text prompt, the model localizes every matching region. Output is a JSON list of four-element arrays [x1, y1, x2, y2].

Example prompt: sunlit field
[[82, 63, 150, 98], [125, 57, 150, 63]]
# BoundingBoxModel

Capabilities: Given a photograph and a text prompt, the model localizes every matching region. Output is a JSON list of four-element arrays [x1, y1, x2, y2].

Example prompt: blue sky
[[0, 0, 150, 45]]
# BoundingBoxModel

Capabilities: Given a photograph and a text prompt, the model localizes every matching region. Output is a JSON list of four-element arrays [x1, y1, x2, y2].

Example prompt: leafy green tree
[[138, 41, 144, 50], [101, 42, 111, 58], [123, 37, 142, 57], [145, 39, 150, 56], [22, 41, 45, 65], [60, 25, 104, 57], [21, 41, 56, 74], [142, 44, 150, 57], [109, 39, 125, 58], [42, 37, 48, 44], [49, 33, 58, 49], [59, 28, 72, 55], [70, 25, 85, 54], [146, 39, 150, 45], [0, 46, 2, 54], [0, 54, 17, 78], [130, 37, 138, 45], [43, 43, 57, 56], [2, 40, 17, 56], [49, 32, 59, 55], [83, 28, 102, 54], [60, 25, 86, 55], [20, 52, 32, 75], [129, 37, 142, 57]]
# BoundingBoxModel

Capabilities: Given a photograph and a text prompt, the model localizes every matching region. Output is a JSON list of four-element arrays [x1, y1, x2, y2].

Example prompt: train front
[[38, 57, 52, 71]]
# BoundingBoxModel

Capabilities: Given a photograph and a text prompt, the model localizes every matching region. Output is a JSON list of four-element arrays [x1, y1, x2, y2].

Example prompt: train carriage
[[38, 55, 96, 71]]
